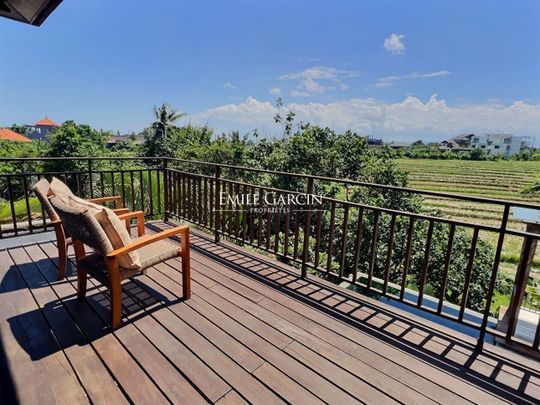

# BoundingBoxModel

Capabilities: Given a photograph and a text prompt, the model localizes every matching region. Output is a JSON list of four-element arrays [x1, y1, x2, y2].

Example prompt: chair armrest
[[106, 225, 189, 259], [113, 208, 130, 215], [88, 195, 123, 208], [117, 210, 145, 236]]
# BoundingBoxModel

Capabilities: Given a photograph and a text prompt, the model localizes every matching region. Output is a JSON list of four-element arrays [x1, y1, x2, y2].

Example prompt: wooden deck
[[0, 221, 539, 404]]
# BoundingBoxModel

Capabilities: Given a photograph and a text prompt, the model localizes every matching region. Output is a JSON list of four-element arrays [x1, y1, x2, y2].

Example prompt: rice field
[[397, 159, 540, 275]]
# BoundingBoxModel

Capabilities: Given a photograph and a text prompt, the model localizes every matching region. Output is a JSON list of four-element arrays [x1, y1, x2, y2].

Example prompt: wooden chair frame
[[72, 217, 190, 330]]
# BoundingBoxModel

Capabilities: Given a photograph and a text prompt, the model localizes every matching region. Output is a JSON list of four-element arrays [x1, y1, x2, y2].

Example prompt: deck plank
[[42, 242, 227, 404], [36, 241, 211, 404], [0, 250, 89, 405], [139, 266, 360, 404], [190, 254, 469, 404], [148, 261, 396, 404], [188, 240, 514, 404], [15, 245, 128, 405]]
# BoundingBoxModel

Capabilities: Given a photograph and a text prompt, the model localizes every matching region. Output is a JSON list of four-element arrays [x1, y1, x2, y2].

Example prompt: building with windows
[[470, 133, 532, 158], [442, 133, 532, 158], [26, 116, 59, 140]]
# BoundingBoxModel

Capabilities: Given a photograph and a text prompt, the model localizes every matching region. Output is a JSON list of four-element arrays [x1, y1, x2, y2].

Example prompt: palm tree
[[151, 103, 186, 139]]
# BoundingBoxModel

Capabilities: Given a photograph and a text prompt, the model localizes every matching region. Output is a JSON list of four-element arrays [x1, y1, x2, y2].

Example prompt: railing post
[[477, 204, 510, 350], [214, 165, 221, 243], [163, 158, 169, 221], [87, 158, 93, 198], [301, 177, 314, 279], [504, 222, 540, 341]]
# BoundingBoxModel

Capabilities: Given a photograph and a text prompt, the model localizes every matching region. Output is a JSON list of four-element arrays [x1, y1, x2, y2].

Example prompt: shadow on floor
[[5, 269, 177, 361], [0, 333, 18, 404], [185, 230, 540, 404]]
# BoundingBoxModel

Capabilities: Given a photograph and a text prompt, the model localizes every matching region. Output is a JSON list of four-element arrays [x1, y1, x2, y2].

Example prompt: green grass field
[[396, 159, 540, 275]]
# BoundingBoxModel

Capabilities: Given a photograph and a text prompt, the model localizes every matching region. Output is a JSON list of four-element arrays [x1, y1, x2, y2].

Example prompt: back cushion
[[49, 176, 141, 270], [49, 177, 75, 203], [31, 178, 58, 221], [67, 195, 102, 215], [95, 207, 141, 270]]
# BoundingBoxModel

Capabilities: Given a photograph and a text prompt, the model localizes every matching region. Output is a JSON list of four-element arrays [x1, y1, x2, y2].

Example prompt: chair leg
[[77, 268, 87, 301], [54, 222, 68, 280], [58, 242, 68, 280], [110, 282, 122, 331], [182, 258, 191, 299], [180, 231, 191, 299], [73, 240, 87, 300], [107, 257, 122, 330]]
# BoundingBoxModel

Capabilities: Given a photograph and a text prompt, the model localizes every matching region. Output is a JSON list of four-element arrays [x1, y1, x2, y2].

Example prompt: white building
[[471, 133, 532, 158]]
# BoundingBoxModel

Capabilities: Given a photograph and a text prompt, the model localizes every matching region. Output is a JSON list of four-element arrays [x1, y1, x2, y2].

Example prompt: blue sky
[[0, 0, 539, 142]]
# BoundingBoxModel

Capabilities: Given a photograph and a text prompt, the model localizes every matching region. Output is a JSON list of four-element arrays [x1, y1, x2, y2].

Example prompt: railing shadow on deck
[[174, 226, 540, 404]]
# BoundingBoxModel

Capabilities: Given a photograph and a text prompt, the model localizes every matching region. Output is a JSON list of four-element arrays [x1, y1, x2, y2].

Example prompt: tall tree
[[143, 103, 186, 157], [151, 103, 186, 139], [42, 120, 109, 172]]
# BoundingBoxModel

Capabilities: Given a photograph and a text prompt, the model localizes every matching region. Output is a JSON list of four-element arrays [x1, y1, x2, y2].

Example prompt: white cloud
[[223, 82, 238, 90], [384, 33, 406, 55], [193, 95, 540, 141], [195, 96, 276, 127], [280, 66, 360, 96], [374, 70, 450, 87], [269, 86, 282, 95], [290, 90, 311, 97]]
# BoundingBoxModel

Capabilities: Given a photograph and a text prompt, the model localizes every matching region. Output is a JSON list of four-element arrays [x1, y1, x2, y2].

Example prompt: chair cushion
[[67, 195, 102, 215], [49, 196, 113, 254], [78, 239, 179, 283], [95, 207, 141, 270], [49, 179, 140, 270], [136, 239, 179, 270], [31, 178, 58, 222], [78, 252, 142, 284], [49, 177, 75, 203]]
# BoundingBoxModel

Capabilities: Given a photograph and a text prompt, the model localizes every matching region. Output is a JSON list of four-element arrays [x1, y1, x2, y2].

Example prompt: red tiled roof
[[35, 116, 59, 126], [0, 128, 32, 142]]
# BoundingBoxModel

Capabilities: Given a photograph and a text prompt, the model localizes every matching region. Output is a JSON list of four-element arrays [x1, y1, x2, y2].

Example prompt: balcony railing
[[1, 156, 539, 355]]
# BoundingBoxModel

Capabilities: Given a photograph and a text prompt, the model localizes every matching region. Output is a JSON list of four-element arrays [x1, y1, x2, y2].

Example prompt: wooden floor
[[0, 221, 539, 404]]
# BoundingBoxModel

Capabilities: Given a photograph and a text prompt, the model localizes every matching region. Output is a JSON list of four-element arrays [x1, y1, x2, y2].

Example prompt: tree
[[10, 124, 30, 136], [469, 147, 487, 161], [0, 139, 42, 176], [42, 120, 109, 172], [273, 98, 296, 138], [143, 103, 187, 157], [152, 103, 186, 139]]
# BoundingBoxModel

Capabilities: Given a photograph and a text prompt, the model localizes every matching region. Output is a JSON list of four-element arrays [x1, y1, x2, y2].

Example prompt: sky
[[0, 0, 539, 142]]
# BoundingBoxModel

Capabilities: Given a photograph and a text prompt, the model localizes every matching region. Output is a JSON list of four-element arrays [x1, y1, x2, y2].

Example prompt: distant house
[[27, 116, 59, 140], [365, 136, 383, 147], [442, 133, 531, 157], [470, 133, 532, 158], [442, 133, 475, 147], [0, 128, 31, 142]]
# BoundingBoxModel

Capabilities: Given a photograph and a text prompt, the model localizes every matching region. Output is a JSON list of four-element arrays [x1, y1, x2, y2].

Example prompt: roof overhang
[[0, 0, 63, 26]]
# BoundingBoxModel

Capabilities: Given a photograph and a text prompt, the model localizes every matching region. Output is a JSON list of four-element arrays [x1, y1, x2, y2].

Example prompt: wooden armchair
[[49, 195, 191, 330], [31, 177, 131, 279]]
